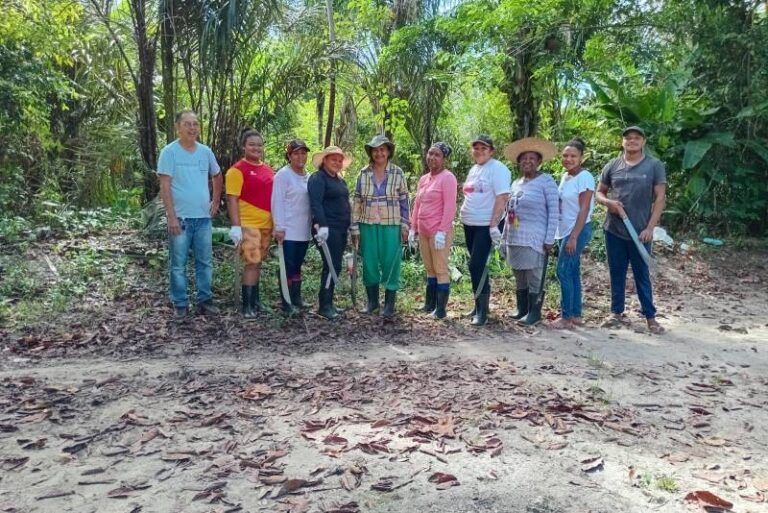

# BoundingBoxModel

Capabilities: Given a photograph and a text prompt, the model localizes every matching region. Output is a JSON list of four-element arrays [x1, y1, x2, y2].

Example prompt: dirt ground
[[1, 243, 767, 513]]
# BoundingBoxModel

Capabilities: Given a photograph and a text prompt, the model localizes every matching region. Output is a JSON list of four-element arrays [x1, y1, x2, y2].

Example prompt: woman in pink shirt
[[410, 142, 458, 319]]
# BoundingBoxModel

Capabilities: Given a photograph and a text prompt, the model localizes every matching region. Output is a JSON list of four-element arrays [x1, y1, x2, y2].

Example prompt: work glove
[[315, 226, 329, 243], [408, 229, 418, 250], [489, 226, 502, 245], [434, 231, 446, 250], [229, 226, 242, 247]]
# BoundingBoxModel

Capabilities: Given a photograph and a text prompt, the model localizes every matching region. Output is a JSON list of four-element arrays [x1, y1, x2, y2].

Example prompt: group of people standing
[[158, 110, 666, 334]]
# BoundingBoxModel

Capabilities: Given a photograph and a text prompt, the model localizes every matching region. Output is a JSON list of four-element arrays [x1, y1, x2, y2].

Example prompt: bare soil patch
[[1, 239, 767, 513]]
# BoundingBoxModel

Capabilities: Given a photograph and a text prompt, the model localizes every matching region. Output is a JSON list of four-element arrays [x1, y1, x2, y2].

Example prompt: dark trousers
[[283, 240, 309, 284], [463, 223, 496, 295], [605, 229, 656, 319], [318, 228, 347, 291]]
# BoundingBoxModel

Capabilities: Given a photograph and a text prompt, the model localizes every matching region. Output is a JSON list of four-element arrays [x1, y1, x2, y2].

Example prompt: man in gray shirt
[[596, 126, 666, 334]]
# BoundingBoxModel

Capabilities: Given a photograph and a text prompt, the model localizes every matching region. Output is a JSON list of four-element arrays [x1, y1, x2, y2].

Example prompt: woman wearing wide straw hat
[[501, 137, 559, 326], [459, 135, 511, 326], [350, 134, 410, 318], [410, 142, 457, 320], [271, 139, 312, 314], [307, 145, 353, 320]]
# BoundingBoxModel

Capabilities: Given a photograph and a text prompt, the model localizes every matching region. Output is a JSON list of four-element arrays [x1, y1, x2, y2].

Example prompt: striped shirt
[[351, 163, 410, 232], [502, 173, 559, 254]]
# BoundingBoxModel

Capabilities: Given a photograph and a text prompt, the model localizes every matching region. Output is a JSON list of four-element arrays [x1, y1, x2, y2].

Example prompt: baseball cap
[[471, 134, 494, 149], [622, 126, 646, 137], [285, 139, 310, 159]]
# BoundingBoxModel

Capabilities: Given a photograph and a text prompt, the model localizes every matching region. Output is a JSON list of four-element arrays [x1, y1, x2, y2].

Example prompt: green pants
[[359, 223, 402, 290]]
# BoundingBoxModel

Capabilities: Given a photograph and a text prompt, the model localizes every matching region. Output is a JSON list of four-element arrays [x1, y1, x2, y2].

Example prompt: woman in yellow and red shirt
[[226, 128, 274, 318]]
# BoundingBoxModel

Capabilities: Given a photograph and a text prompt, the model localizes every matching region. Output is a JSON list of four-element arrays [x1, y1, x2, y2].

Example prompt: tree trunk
[[324, 0, 337, 147], [159, 0, 176, 144], [131, 0, 159, 202], [501, 29, 538, 139], [316, 87, 325, 147]]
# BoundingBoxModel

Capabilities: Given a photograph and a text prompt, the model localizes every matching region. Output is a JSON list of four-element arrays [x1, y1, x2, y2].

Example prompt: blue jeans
[[605, 229, 656, 319], [168, 217, 213, 307], [463, 222, 504, 295], [282, 240, 309, 284], [556, 223, 593, 319]]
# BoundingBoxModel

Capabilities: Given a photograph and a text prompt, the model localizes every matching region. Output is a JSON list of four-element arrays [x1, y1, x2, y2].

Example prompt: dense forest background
[[1, 0, 767, 240]]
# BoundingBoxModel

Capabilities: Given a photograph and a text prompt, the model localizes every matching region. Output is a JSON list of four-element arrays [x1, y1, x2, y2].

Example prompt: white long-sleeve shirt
[[271, 165, 312, 241]]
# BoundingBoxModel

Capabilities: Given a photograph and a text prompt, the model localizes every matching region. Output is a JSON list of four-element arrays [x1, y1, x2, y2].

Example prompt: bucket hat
[[364, 134, 395, 159]]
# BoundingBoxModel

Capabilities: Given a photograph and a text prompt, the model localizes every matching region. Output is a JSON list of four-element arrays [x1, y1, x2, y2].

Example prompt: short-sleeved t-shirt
[[225, 160, 274, 229], [157, 140, 221, 219], [460, 158, 511, 226], [556, 169, 595, 239], [600, 155, 666, 240]]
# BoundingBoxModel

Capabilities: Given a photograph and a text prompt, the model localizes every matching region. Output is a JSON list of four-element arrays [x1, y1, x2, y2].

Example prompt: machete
[[474, 250, 494, 300], [317, 237, 340, 289], [277, 243, 292, 306], [233, 244, 242, 311], [617, 205, 653, 268], [350, 248, 358, 308]]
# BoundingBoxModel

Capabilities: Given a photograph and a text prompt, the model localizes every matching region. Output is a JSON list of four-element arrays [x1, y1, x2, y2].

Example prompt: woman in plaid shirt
[[350, 135, 411, 318]]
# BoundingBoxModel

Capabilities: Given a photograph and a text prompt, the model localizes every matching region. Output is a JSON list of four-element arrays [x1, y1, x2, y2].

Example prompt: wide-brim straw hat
[[312, 145, 352, 170], [364, 134, 395, 159], [503, 137, 557, 163]]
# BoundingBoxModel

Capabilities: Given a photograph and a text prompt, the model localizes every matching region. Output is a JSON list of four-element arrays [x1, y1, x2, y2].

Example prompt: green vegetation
[[1, 1, 766, 322], [1, 0, 766, 238]]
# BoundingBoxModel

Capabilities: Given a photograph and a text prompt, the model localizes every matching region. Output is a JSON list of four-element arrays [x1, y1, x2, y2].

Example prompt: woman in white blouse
[[552, 138, 595, 329], [271, 139, 313, 314]]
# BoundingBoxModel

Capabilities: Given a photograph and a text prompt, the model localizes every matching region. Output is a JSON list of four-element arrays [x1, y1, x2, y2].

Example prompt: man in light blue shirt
[[157, 110, 223, 317]]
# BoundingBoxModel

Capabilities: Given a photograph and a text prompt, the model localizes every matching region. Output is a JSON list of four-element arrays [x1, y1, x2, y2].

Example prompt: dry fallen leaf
[[667, 452, 690, 463], [428, 472, 459, 489], [580, 456, 604, 473], [684, 490, 733, 510], [273, 478, 320, 498]]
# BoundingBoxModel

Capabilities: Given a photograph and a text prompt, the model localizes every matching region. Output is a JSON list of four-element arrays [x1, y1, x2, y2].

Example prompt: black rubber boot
[[317, 287, 339, 320], [289, 280, 306, 309], [431, 288, 449, 320], [511, 288, 529, 320], [382, 289, 397, 318], [279, 273, 298, 315], [421, 282, 437, 313], [365, 285, 380, 314], [252, 281, 271, 313], [519, 292, 543, 326], [471, 294, 490, 326], [242, 285, 257, 319]]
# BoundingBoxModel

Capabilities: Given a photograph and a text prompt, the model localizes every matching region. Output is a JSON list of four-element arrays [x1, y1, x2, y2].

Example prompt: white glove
[[229, 226, 242, 246], [315, 226, 329, 243], [489, 226, 502, 245], [434, 231, 446, 250], [408, 229, 417, 250]]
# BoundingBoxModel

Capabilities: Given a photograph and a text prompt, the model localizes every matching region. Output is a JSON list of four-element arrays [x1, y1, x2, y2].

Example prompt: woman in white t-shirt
[[553, 138, 595, 329], [459, 135, 511, 326]]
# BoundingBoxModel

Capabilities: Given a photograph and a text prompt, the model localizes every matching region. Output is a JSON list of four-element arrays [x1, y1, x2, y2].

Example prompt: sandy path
[[2, 292, 767, 513]]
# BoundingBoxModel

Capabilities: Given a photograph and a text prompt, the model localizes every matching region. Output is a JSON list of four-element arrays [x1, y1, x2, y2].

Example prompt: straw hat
[[312, 145, 352, 170], [503, 137, 556, 163]]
